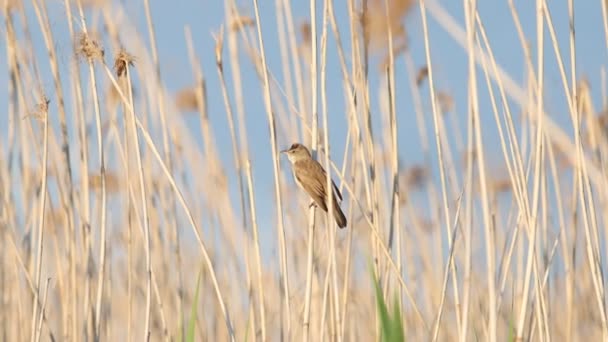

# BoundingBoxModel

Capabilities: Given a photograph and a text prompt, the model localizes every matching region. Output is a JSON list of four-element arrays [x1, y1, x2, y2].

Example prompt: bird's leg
[[308, 201, 318, 209]]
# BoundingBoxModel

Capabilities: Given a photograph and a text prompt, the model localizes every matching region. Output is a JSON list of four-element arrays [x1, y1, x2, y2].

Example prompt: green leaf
[[507, 315, 515, 342], [374, 274, 392, 341], [391, 296, 405, 342], [243, 308, 251, 342], [372, 270, 405, 342], [185, 267, 203, 342]]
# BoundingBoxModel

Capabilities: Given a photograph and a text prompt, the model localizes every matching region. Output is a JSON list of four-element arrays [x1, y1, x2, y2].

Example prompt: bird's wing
[[295, 162, 328, 211], [294, 160, 342, 212], [316, 160, 343, 201], [331, 179, 343, 202]]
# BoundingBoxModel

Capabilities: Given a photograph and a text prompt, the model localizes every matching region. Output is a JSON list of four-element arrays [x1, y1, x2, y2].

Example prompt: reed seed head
[[76, 32, 105, 61], [114, 50, 135, 77]]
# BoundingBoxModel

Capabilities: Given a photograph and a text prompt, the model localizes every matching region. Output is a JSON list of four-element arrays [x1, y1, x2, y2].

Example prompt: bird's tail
[[332, 199, 347, 228]]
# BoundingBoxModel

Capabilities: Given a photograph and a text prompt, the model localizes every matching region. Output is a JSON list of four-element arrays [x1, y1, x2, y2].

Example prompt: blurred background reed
[[1, 0, 607, 340]]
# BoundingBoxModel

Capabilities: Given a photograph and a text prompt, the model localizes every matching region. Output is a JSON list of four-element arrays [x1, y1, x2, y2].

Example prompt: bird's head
[[281, 143, 311, 163]]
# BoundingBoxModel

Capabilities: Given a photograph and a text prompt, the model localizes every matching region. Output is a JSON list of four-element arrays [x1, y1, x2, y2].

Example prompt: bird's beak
[[280, 148, 288, 154]]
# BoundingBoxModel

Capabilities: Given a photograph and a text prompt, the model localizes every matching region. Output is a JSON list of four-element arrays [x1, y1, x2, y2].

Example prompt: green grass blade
[[372, 270, 405, 342], [374, 274, 392, 341], [185, 267, 203, 342], [391, 296, 405, 342]]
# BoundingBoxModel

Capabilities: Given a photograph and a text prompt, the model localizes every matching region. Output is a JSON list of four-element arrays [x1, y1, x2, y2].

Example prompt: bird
[[281, 143, 347, 228]]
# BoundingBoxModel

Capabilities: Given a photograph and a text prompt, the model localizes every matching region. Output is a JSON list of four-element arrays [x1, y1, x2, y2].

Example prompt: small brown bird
[[281, 143, 347, 228]]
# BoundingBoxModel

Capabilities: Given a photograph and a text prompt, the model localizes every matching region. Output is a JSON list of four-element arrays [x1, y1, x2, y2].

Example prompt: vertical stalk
[[30, 97, 49, 342], [465, 0, 496, 340], [303, 0, 319, 339]]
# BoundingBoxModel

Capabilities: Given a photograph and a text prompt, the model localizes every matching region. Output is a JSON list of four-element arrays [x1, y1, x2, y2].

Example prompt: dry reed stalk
[[73, 5, 109, 337], [478, 7, 537, 340], [139, 8, 184, 333], [418, 2, 465, 340], [357, 2, 387, 338], [251, 0, 300, 339], [267, 0, 296, 331], [214, 23, 268, 342], [475, 14, 535, 340], [318, 2, 366, 332], [316, 0, 342, 339], [567, 1, 607, 336], [115, 48, 154, 341], [30, 96, 49, 342], [428, 0, 605, 187], [273, 1, 299, 145], [381, 0, 401, 307], [103, 63, 234, 339], [223, 2, 263, 337], [207, 22, 267, 340], [541, 0, 607, 338], [29, 11, 77, 338], [300, 0, 319, 340], [464, 1, 498, 340], [279, 0, 308, 143], [61, 1, 89, 339], [1, 0, 607, 340], [117, 88, 134, 341], [320, 156, 426, 329], [34, 278, 51, 342]]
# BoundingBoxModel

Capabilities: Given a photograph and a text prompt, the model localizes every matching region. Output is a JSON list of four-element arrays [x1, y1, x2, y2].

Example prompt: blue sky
[[0, 0, 606, 242]]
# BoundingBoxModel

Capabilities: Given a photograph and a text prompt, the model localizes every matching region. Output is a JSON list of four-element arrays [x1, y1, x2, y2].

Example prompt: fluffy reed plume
[[362, 0, 415, 55], [213, 26, 224, 69], [461, 148, 478, 166], [416, 65, 429, 86], [379, 43, 408, 70], [229, 14, 255, 32], [106, 51, 136, 109], [596, 109, 608, 128], [206, 162, 228, 192], [576, 77, 591, 113], [71, 0, 109, 8], [171, 127, 184, 157], [1, 0, 21, 13], [24, 165, 56, 182], [300, 21, 312, 45], [114, 50, 135, 77], [489, 176, 512, 194], [298, 21, 312, 67], [437, 91, 454, 114], [416, 216, 436, 233], [89, 172, 122, 194], [577, 78, 604, 151], [76, 32, 104, 61], [592, 108, 608, 147], [174, 87, 199, 112], [26, 96, 50, 121], [470, 167, 512, 195], [45, 207, 67, 232], [401, 164, 428, 190]]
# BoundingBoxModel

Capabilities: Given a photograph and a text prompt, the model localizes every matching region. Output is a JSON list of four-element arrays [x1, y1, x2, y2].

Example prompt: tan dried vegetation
[[2, 1, 608, 342]]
